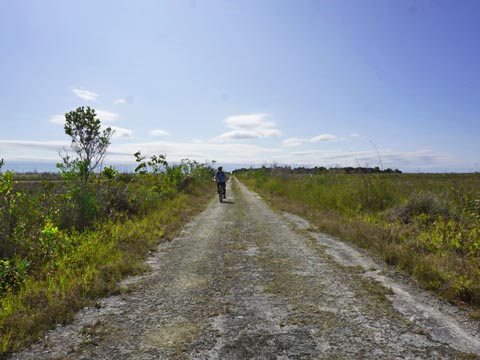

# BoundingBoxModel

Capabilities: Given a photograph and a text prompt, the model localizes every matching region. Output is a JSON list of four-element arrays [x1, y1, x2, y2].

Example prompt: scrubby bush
[[0, 170, 17, 259], [388, 192, 450, 224], [357, 174, 397, 212], [0, 259, 29, 293]]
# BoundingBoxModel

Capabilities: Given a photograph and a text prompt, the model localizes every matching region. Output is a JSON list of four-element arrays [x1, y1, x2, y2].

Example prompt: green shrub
[[357, 174, 397, 213], [0, 259, 29, 293], [389, 192, 450, 223], [57, 188, 100, 230]]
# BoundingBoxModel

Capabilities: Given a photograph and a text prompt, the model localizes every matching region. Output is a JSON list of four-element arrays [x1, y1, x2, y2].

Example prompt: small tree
[[134, 151, 168, 174], [63, 106, 114, 188], [57, 107, 114, 229]]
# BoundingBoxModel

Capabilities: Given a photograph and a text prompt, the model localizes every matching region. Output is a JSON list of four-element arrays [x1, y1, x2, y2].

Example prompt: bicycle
[[217, 182, 226, 203]]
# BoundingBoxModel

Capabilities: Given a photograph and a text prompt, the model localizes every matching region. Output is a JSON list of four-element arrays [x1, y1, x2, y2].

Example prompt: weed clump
[[388, 192, 450, 223]]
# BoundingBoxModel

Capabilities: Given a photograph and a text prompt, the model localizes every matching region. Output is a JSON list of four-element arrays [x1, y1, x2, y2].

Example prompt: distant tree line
[[233, 165, 402, 175]]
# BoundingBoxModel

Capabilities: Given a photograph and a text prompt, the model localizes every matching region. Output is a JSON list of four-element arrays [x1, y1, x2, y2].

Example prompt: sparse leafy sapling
[[62, 106, 115, 189], [0, 167, 17, 258], [134, 151, 148, 174], [148, 154, 168, 174], [134, 151, 168, 174], [57, 107, 115, 229], [102, 166, 118, 180]]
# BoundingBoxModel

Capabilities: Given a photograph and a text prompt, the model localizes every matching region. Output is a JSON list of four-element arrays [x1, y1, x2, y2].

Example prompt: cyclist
[[214, 166, 227, 199]]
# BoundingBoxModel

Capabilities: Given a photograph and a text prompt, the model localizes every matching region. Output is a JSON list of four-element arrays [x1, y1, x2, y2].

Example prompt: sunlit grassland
[[0, 190, 212, 354], [0, 171, 213, 355], [237, 170, 480, 309]]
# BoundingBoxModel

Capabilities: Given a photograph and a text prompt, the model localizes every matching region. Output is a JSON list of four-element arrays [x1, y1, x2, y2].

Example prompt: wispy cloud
[[96, 109, 120, 123], [0, 139, 460, 171], [218, 130, 264, 140], [50, 109, 119, 125], [72, 88, 99, 101], [150, 129, 170, 137], [50, 115, 65, 125], [224, 113, 275, 130], [281, 133, 338, 147], [282, 138, 304, 147], [310, 134, 337, 142], [0, 140, 67, 151], [114, 96, 134, 105], [110, 126, 134, 139], [0, 140, 68, 162], [286, 148, 449, 169], [104, 140, 282, 165], [216, 113, 281, 141]]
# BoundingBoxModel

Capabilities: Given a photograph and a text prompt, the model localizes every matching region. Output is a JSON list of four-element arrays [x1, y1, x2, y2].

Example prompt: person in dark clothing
[[214, 166, 227, 199]]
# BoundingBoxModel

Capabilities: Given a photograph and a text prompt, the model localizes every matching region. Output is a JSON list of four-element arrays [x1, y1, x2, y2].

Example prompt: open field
[[235, 169, 480, 309], [9, 179, 480, 359], [3, 165, 480, 357]]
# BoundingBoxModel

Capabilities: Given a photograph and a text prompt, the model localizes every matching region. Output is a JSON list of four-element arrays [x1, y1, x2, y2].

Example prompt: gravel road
[[12, 178, 480, 359]]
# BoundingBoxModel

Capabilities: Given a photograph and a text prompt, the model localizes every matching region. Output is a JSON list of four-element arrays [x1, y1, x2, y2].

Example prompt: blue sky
[[1, 0, 479, 172]]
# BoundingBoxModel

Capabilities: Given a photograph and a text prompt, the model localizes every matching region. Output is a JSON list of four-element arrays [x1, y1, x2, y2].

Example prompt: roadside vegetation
[[0, 107, 215, 355], [235, 167, 480, 310]]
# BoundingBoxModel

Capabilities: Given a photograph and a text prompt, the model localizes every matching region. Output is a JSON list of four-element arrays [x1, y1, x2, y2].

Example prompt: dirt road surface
[[12, 178, 480, 359]]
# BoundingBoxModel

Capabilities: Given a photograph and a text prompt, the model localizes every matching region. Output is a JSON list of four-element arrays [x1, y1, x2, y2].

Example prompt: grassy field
[[236, 169, 480, 311], [0, 163, 215, 355]]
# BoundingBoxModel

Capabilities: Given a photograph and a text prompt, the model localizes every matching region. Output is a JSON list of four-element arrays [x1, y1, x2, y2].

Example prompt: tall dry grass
[[237, 170, 480, 308]]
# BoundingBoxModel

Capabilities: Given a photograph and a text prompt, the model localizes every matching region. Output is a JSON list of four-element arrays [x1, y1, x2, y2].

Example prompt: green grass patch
[[0, 189, 211, 356]]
